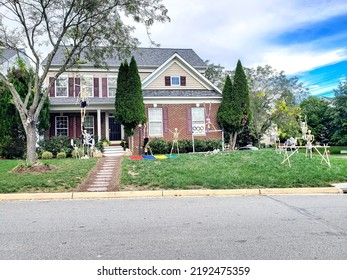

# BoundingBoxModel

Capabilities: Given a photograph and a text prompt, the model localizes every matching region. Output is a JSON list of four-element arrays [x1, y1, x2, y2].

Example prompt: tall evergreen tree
[[217, 75, 234, 146], [218, 60, 252, 149], [115, 57, 146, 138]]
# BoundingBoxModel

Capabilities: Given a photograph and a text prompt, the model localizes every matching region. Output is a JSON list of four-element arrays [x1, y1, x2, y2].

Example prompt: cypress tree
[[217, 60, 252, 149], [115, 57, 146, 137], [115, 61, 128, 129]]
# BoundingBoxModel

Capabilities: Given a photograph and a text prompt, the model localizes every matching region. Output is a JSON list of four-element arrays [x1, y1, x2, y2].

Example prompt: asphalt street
[[0, 195, 346, 259]]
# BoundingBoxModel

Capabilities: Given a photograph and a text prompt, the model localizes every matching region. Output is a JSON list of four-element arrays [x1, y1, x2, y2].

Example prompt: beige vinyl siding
[[140, 72, 151, 81], [145, 62, 206, 90]]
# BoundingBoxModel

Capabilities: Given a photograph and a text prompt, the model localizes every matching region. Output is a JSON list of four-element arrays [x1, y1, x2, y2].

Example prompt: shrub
[[38, 136, 73, 157], [41, 151, 53, 159], [56, 152, 67, 159], [149, 138, 169, 154]]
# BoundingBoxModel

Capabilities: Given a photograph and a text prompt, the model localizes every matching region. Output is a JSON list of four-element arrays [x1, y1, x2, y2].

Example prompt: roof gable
[[142, 53, 221, 93]]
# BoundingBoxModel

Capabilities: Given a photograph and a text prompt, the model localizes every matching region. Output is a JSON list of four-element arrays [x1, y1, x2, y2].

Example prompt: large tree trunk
[[230, 132, 238, 150], [26, 122, 37, 164]]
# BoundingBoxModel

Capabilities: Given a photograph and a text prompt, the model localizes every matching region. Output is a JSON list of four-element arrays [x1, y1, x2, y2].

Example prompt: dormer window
[[171, 76, 180, 86], [165, 76, 186, 86]]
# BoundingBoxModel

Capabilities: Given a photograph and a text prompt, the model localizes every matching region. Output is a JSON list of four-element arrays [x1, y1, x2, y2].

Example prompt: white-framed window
[[171, 76, 180, 86], [55, 116, 69, 136], [55, 76, 68, 97], [192, 107, 205, 135], [108, 76, 117, 97], [81, 76, 93, 97], [148, 108, 163, 137], [83, 116, 94, 135]]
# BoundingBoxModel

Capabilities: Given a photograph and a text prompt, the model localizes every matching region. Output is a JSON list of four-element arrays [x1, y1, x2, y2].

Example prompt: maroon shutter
[[49, 77, 55, 97], [180, 76, 186, 86], [163, 107, 168, 134], [186, 107, 192, 134], [165, 76, 171, 86], [75, 78, 80, 97], [68, 78, 74, 97], [102, 78, 107, 97], [50, 115, 55, 137], [68, 116, 73, 137], [94, 77, 99, 97], [76, 117, 81, 138]]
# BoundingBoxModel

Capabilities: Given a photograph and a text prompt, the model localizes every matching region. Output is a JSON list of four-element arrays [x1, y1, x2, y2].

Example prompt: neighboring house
[[0, 48, 31, 74], [44, 47, 222, 154]]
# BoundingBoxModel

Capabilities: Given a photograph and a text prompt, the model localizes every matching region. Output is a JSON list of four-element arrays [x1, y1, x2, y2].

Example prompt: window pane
[[56, 87, 67, 97], [192, 107, 205, 135], [148, 108, 163, 136], [149, 108, 162, 121], [149, 123, 162, 136], [192, 107, 204, 121], [171, 76, 180, 86], [55, 116, 68, 136]]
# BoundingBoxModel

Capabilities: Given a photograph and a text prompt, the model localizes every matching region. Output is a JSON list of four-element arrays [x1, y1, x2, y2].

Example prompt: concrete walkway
[[87, 157, 118, 192]]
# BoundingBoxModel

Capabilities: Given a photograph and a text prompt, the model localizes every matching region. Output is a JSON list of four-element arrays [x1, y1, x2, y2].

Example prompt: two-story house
[[45, 47, 222, 154]]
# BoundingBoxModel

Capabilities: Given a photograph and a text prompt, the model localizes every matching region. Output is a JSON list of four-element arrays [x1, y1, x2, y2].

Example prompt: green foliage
[[272, 100, 301, 139], [331, 82, 347, 145], [56, 152, 67, 159], [300, 96, 333, 144], [149, 138, 169, 154], [217, 60, 252, 149], [115, 57, 146, 136], [41, 151, 53, 159], [148, 138, 222, 154], [38, 136, 73, 157], [0, 62, 50, 159]]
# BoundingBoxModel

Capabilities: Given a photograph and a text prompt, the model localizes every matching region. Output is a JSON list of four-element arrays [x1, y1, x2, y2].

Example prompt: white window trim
[[84, 115, 95, 135], [55, 116, 69, 136], [55, 75, 68, 97], [107, 76, 117, 97], [81, 75, 94, 97], [192, 107, 206, 135], [171, 76, 180, 86], [148, 108, 163, 137]]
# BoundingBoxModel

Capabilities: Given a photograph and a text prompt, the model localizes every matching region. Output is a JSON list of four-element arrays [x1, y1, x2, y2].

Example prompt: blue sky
[[132, 0, 347, 98]]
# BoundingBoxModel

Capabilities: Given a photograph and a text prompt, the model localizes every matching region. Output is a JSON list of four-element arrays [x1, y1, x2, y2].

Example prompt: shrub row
[[148, 138, 222, 154], [37, 136, 104, 158]]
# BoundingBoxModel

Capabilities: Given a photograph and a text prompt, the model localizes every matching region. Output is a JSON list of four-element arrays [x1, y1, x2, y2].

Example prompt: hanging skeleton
[[204, 102, 217, 131]]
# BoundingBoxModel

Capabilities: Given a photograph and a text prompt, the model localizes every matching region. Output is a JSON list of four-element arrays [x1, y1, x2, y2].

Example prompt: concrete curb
[[0, 187, 342, 201]]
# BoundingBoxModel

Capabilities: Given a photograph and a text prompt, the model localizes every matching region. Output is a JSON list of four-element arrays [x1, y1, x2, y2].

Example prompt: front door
[[109, 117, 121, 141]]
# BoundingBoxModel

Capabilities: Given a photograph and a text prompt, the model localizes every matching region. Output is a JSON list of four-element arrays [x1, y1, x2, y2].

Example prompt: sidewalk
[[0, 187, 344, 201]]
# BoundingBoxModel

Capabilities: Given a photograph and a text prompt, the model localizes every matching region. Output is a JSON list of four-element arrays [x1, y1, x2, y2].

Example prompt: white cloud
[[134, 0, 347, 74]]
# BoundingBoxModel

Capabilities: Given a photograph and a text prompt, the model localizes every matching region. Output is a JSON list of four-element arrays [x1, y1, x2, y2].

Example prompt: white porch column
[[105, 112, 110, 140], [97, 109, 101, 141]]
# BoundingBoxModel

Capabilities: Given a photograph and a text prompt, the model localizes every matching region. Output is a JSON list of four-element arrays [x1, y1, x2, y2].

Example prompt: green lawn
[[0, 158, 97, 193], [121, 149, 347, 189]]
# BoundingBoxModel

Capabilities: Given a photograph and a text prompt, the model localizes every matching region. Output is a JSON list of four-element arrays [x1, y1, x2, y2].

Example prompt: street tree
[[331, 81, 347, 145], [0, 60, 50, 158], [244, 65, 309, 144], [204, 60, 226, 90], [0, 0, 169, 164], [300, 96, 333, 144]]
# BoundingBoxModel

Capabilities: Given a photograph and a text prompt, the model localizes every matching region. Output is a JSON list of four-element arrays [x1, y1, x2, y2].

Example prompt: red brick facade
[[131, 103, 222, 155]]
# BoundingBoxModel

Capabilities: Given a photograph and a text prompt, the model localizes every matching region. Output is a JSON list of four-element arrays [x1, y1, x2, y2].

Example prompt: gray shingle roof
[[46, 46, 207, 68], [0, 48, 26, 64]]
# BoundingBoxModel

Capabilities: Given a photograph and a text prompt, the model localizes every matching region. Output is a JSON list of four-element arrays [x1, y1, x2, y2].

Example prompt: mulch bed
[[12, 163, 57, 173]]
